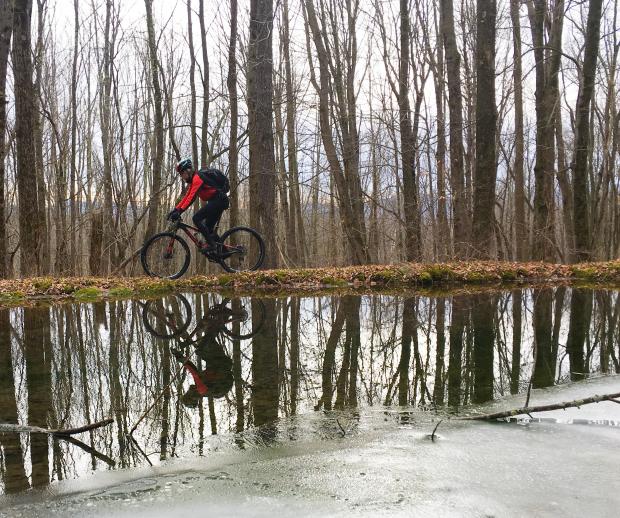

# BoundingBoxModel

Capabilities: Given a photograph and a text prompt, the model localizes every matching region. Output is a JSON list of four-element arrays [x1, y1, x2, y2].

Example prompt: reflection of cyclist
[[173, 338, 233, 407], [171, 302, 235, 406]]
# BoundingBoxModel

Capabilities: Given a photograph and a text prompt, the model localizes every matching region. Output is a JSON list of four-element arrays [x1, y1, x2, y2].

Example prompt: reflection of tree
[[24, 307, 52, 487], [251, 299, 279, 430], [550, 287, 566, 380], [346, 297, 361, 408], [448, 296, 467, 407], [566, 289, 593, 381], [510, 291, 522, 394], [471, 294, 496, 403], [597, 291, 620, 374], [73, 305, 97, 470], [316, 301, 346, 411], [290, 298, 301, 415], [334, 296, 361, 409], [0, 309, 29, 492], [108, 302, 129, 464], [532, 289, 554, 388], [397, 298, 413, 406], [433, 298, 446, 405], [231, 298, 244, 433]]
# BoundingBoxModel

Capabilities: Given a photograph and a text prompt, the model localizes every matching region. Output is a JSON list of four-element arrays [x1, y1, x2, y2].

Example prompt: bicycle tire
[[141, 232, 191, 279], [141, 294, 192, 340], [218, 226, 265, 272]]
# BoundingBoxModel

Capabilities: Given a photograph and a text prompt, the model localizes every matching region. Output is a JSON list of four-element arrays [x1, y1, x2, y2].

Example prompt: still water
[[0, 287, 618, 502]]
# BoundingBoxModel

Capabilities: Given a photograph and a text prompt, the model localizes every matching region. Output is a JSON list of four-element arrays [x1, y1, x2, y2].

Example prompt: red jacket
[[175, 172, 218, 211]]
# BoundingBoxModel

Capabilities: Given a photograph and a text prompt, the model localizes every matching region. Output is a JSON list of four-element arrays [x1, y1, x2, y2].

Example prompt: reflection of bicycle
[[141, 218, 265, 279], [140, 294, 265, 341]]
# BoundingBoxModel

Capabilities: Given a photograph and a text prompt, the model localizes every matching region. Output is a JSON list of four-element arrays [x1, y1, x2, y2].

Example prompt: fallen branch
[[0, 418, 114, 436], [459, 392, 620, 421], [430, 419, 443, 441], [59, 435, 116, 466]]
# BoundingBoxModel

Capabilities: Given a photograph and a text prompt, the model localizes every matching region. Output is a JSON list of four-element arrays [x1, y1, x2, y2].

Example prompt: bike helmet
[[176, 157, 193, 173]]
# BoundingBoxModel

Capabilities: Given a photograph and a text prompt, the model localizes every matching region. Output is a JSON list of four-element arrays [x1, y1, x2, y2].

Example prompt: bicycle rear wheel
[[141, 232, 191, 279], [218, 226, 265, 272]]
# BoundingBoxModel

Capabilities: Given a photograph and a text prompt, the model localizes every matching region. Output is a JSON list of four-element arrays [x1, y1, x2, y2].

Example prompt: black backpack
[[198, 168, 230, 194]]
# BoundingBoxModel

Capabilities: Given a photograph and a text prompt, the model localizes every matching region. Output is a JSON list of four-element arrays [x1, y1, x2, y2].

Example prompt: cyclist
[[167, 158, 229, 253]]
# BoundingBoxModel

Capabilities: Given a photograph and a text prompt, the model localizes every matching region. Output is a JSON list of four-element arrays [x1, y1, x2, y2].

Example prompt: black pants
[[192, 194, 229, 242]]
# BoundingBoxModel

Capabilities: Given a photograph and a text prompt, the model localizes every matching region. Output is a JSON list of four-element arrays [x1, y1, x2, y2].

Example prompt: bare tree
[[302, 0, 370, 264], [528, 0, 564, 261]]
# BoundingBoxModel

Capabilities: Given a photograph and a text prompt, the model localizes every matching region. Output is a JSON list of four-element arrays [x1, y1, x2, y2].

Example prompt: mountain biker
[[167, 158, 229, 253]]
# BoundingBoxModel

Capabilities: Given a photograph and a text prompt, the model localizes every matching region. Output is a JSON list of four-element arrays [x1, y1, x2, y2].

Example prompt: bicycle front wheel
[[219, 226, 265, 272], [141, 232, 191, 279], [141, 294, 192, 339]]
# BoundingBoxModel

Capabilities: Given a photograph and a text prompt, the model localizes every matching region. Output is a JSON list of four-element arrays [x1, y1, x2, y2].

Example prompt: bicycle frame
[[168, 220, 211, 248]]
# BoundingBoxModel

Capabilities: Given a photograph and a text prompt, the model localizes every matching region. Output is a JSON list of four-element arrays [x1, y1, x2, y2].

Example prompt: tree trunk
[[187, 0, 198, 166], [471, 0, 497, 258], [198, 0, 210, 165], [282, 0, 305, 266], [12, 0, 40, 276], [510, 0, 526, 261], [144, 0, 164, 240], [99, 0, 115, 274], [398, 0, 420, 260], [33, 0, 48, 274], [302, 0, 369, 265], [572, 0, 603, 261], [528, 0, 564, 261], [69, 0, 79, 273], [439, 0, 469, 257], [227, 0, 239, 229], [0, 0, 13, 278], [247, 0, 277, 269], [433, 12, 449, 260]]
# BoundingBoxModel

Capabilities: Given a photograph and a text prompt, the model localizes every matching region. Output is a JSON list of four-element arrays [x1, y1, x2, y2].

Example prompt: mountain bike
[[141, 218, 265, 278]]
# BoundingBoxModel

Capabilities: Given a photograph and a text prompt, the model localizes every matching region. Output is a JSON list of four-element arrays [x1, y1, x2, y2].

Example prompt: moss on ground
[[108, 287, 134, 298], [74, 287, 103, 300], [0, 291, 25, 302]]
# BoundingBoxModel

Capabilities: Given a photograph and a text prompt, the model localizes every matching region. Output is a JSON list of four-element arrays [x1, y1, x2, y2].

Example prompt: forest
[[0, 0, 615, 278]]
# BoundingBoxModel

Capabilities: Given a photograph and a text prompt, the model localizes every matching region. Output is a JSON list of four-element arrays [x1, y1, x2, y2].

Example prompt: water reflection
[[0, 288, 618, 494]]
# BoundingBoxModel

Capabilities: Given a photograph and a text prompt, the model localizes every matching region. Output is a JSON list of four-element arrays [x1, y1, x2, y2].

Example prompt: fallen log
[[459, 392, 620, 421], [0, 418, 114, 436]]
